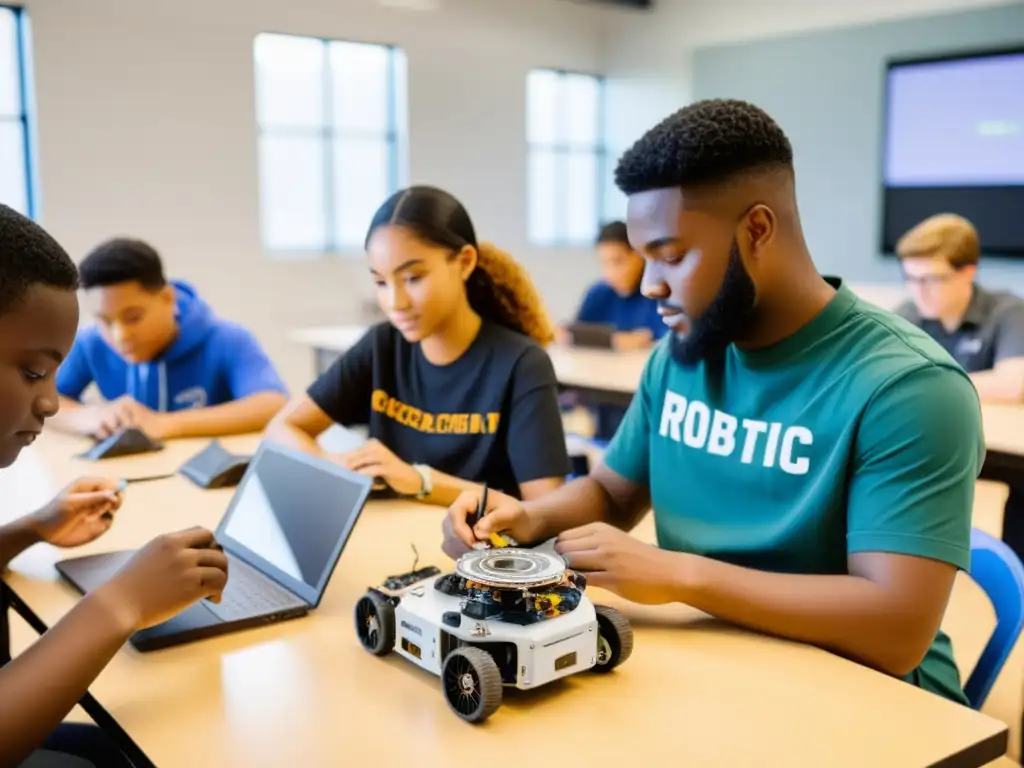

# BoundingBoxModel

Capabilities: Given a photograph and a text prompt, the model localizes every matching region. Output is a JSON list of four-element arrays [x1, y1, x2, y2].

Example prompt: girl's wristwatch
[[411, 464, 432, 499]]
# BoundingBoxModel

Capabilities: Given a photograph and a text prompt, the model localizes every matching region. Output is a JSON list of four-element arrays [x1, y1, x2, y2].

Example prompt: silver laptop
[[56, 441, 373, 651]]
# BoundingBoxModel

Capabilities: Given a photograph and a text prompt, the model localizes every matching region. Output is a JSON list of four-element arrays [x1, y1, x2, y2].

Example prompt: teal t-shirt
[[603, 278, 984, 705]]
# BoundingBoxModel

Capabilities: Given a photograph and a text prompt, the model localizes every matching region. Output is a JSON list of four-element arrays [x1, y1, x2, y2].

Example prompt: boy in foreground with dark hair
[[51, 238, 287, 440], [445, 99, 983, 705], [0, 204, 229, 766]]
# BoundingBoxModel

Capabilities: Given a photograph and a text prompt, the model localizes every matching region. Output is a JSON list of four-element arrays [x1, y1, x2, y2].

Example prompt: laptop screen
[[215, 442, 373, 606]]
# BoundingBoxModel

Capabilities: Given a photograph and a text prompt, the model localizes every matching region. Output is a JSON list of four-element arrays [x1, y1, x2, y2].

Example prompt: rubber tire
[[441, 647, 503, 723], [592, 605, 634, 672], [355, 590, 395, 656]]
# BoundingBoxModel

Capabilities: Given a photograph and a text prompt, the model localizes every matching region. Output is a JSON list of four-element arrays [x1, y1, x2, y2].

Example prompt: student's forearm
[[970, 370, 1024, 403], [670, 554, 933, 677], [160, 392, 288, 438], [0, 587, 133, 766], [523, 477, 627, 541], [0, 518, 42, 571], [264, 419, 329, 458], [419, 469, 479, 507]]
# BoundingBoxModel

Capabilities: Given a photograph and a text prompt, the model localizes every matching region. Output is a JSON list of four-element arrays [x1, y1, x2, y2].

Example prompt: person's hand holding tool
[[29, 477, 124, 548], [443, 486, 535, 559]]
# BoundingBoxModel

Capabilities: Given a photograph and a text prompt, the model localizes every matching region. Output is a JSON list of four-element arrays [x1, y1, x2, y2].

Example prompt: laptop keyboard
[[203, 555, 305, 622]]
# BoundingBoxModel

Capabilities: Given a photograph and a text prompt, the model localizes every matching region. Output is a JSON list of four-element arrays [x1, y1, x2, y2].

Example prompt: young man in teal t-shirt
[[444, 99, 983, 705]]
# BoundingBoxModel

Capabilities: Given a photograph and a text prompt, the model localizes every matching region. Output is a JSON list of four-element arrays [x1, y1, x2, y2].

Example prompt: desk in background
[[0, 432, 1009, 768], [289, 326, 1024, 456], [289, 325, 648, 408]]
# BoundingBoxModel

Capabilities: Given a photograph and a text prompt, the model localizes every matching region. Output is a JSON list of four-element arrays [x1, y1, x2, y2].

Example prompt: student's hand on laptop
[[554, 325, 572, 346], [443, 488, 540, 559], [611, 329, 653, 352], [337, 439, 422, 496], [555, 522, 681, 605], [97, 527, 229, 631], [28, 476, 124, 548]]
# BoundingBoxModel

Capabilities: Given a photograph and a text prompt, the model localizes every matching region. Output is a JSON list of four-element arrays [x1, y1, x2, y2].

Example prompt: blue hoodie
[[576, 282, 667, 340], [56, 280, 287, 411]]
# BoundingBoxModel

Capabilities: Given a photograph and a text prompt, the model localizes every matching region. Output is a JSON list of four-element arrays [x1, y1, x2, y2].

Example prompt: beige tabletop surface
[[0, 432, 1009, 768], [980, 404, 1024, 458]]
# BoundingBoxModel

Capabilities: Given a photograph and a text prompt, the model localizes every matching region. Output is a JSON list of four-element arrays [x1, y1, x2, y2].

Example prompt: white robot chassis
[[354, 545, 634, 723]]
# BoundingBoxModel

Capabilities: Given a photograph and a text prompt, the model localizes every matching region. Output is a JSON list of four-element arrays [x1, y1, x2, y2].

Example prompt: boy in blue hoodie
[[51, 238, 288, 440]]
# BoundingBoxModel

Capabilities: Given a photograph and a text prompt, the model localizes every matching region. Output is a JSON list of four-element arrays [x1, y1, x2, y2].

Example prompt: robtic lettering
[[658, 390, 813, 475]]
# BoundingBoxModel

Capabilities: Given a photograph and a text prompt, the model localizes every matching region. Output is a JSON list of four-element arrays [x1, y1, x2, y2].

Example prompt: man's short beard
[[670, 240, 757, 367]]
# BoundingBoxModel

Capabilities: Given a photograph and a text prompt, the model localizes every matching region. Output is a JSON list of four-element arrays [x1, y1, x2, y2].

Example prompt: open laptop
[[56, 441, 373, 651], [566, 322, 616, 350]]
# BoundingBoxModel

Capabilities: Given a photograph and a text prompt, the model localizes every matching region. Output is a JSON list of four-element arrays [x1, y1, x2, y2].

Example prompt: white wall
[[25, 0, 1005, 396], [602, 8, 693, 215], [600, 0, 1021, 306], [600, 0, 1015, 220], [601, 0, 1017, 146], [605, 0, 1019, 51], [20, 0, 628, 393]]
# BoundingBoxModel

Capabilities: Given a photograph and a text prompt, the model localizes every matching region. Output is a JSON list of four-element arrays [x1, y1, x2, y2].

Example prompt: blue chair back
[[964, 527, 1024, 709]]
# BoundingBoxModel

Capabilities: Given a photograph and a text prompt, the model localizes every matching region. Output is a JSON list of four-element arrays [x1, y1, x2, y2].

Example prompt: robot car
[[354, 544, 633, 723]]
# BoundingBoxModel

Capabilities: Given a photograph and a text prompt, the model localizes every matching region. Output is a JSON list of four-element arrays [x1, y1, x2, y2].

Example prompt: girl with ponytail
[[268, 186, 570, 504]]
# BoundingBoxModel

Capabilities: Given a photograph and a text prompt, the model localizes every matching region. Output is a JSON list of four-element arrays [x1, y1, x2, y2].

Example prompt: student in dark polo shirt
[[267, 185, 571, 504], [894, 213, 1024, 581], [893, 213, 1024, 403]]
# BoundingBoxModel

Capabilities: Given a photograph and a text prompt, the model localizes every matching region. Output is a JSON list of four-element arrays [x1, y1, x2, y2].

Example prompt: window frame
[[525, 67, 607, 249], [0, 4, 36, 218], [253, 31, 406, 255]]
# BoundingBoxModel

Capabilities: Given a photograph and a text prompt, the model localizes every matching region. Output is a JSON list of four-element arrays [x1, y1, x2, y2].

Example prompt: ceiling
[[650, 0, 1020, 46]]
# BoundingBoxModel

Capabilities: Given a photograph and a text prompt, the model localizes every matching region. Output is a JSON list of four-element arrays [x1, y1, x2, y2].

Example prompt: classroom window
[[0, 6, 34, 217], [254, 33, 408, 254], [526, 69, 606, 247]]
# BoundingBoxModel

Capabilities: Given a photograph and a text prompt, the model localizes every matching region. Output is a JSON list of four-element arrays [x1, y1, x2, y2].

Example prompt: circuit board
[[382, 566, 442, 592]]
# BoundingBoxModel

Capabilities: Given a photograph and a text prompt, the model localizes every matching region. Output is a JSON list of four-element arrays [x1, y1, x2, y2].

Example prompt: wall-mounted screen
[[881, 47, 1024, 256]]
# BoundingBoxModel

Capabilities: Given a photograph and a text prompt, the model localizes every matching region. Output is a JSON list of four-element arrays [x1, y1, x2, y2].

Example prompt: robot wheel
[[592, 605, 634, 673], [441, 646, 503, 723], [354, 590, 395, 656]]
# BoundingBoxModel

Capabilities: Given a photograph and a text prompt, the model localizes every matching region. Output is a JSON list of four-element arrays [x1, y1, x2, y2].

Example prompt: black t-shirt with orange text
[[306, 321, 571, 498]]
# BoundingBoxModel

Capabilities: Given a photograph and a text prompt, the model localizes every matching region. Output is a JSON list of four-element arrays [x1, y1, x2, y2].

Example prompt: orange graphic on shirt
[[370, 389, 501, 435]]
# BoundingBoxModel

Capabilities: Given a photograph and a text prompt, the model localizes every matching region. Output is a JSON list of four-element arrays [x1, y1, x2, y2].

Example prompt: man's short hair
[[0, 204, 79, 316], [895, 214, 980, 269], [79, 238, 167, 291], [597, 221, 631, 247], [614, 98, 794, 196]]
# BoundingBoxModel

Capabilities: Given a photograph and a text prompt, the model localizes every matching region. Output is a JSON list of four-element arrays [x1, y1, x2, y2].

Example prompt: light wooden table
[[0, 432, 1010, 768], [981, 405, 1024, 463]]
